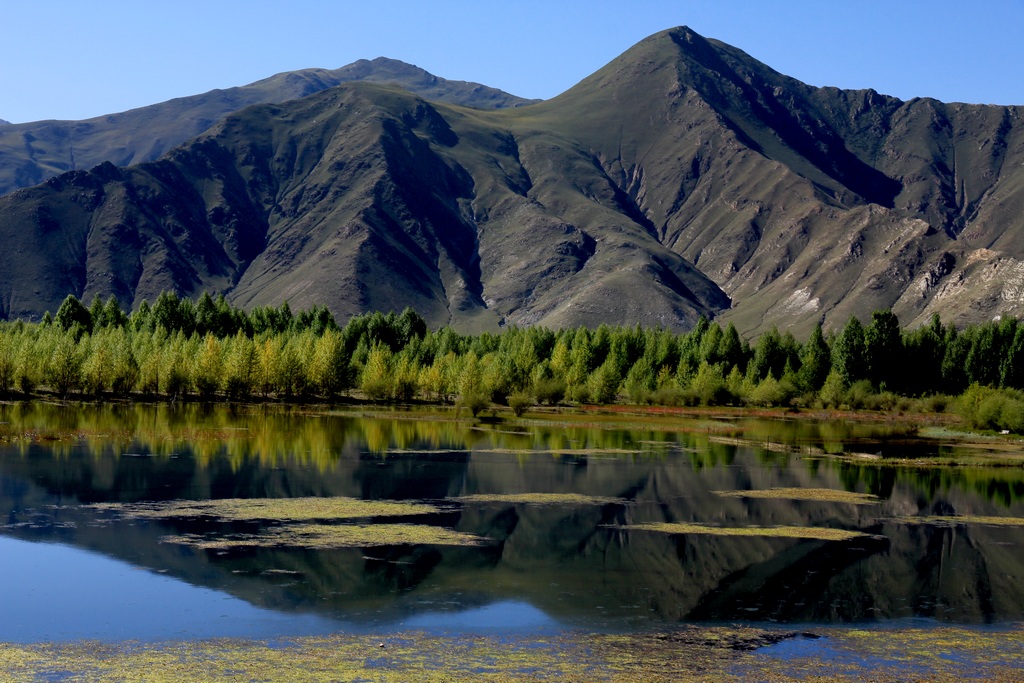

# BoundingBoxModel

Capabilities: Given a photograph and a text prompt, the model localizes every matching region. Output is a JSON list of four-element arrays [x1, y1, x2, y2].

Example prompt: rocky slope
[[0, 58, 536, 198], [2, 27, 1023, 335]]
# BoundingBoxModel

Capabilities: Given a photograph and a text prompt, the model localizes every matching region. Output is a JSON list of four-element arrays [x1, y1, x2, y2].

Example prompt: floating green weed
[[162, 523, 487, 549], [708, 435, 797, 453], [713, 488, 881, 505], [616, 522, 871, 542], [2, 626, 1022, 682], [455, 493, 625, 505], [87, 496, 441, 522], [893, 514, 1024, 527], [473, 448, 655, 456]]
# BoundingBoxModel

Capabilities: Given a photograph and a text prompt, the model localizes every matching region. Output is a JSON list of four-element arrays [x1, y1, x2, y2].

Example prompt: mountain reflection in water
[[1, 402, 1023, 642]]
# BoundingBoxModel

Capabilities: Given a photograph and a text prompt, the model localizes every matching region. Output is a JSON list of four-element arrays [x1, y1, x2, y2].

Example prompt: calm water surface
[[2, 403, 1023, 643]]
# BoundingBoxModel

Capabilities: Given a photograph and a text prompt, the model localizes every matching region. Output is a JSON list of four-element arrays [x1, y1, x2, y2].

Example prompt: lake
[[2, 402, 1024, 645]]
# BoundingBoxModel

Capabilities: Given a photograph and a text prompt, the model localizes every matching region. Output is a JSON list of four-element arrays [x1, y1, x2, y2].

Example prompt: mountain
[[1, 27, 1023, 335], [0, 58, 537, 198]]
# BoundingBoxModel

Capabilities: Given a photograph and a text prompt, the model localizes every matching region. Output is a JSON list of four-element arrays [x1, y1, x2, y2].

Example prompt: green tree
[[865, 309, 902, 389], [690, 362, 727, 405], [798, 324, 831, 391], [360, 343, 393, 400], [902, 315, 945, 395], [1001, 326, 1024, 390], [819, 369, 847, 408], [159, 333, 192, 398], [192, 334, 222, 398], [748, 327, 784, 382], [223, 333, 256, 399], [47, 333, 83, 397], [392, 351, 421, 402], [194, 292, 218, 336], [100, 296, 128, 329], [941, 327, 971, 394], [832, 316, 868, 385], [717, 323, 747, 374], [456, 351, 487, 413], [54, 295, 92, 335], [108, 327, 139, 394], [0, 334, 15, 393], [80, 332, 111, 394], [278, 333, 313, 397], [698, 323, 724, 365], [308, 330, 349, 397], [588, 357, 622, 404], [623, 357, 655, 404]]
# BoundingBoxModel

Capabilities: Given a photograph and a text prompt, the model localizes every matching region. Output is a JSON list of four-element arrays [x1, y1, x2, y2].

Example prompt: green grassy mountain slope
[[2, 27, 1023, 334], [0, 58, 537, 198]]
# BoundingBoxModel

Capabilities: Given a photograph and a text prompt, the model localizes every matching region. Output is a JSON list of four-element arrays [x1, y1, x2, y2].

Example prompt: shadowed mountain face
[[2, 27, 1024, 334]]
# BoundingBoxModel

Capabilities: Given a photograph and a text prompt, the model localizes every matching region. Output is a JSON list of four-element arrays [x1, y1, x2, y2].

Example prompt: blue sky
[[2, 1, 1022, 124]]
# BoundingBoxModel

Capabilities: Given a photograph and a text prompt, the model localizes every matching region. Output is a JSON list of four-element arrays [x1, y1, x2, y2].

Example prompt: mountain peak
[[2, 29, 1023, 336]]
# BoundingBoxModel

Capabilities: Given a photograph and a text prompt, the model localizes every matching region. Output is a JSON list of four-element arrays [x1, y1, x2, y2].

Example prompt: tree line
[[3, 292, 1024, 431]]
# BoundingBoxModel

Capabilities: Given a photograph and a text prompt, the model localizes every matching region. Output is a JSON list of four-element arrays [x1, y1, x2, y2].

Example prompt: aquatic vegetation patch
[[86, 496, 441, 522], [892, 514, 1024, 527], [473, 447, 658, 456], [713, 488, 881, 505], [708, 435, 798, 453], [161, 523, 488, 550], [2, 625, 1022, 682], [615, 522, 872, 542], [760, 625, 1024, 682], [455, 493, 626, 505]]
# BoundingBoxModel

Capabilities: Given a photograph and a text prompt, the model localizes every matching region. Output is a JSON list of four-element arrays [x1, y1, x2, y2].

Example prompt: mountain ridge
[[2, 26, 1023, 336], [0, 57, 537, 198]]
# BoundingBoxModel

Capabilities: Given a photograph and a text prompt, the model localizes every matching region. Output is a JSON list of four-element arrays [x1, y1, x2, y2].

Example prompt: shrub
[[862, 391, 898, 412], [507, 390, 533, 417], [845, 380, 874, 410], [690, 362, 728, 406], [534, 377, 566, 405], [651, 384, 685, 406], [745, 376, 797, 407], [922, 394, 951, 413], [457, 391, 489, 418], [567, 383, 590, 404], [819, 369, 846, 409], [957, 384, 1024, 432]]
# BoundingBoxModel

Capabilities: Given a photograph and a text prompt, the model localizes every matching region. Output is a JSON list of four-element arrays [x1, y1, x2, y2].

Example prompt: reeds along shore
[[3, 292, 1024, 431]]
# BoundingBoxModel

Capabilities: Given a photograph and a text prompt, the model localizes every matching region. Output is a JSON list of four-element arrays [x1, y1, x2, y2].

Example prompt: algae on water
[[162, 523, 488, 549], [713, 488, 881, 505], [892, 515, 1024, 527], [615, 522, 871, 542], [454, 493, 625, 505], [86, 496, 442, 522]]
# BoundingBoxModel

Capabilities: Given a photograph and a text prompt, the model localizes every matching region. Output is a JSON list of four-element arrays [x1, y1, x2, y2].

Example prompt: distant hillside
[[0, 58, 537, 197], [1, 27, 1023, 336]]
